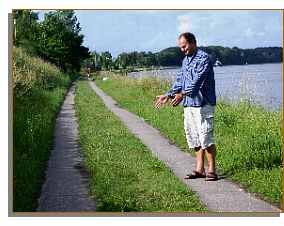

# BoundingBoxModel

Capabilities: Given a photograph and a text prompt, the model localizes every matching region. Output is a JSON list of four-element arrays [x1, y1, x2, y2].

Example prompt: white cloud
[[177, 15, 191, 33], [176, 11, 282, 48], [176, 13, 216, 45], [245, 27, 254, 38]]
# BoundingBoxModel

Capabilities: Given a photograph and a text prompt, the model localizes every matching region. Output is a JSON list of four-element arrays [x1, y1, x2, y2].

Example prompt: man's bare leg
[[184, 146, 206, 179], [205, 144, 216, 173], [195, 146, 205, 173]]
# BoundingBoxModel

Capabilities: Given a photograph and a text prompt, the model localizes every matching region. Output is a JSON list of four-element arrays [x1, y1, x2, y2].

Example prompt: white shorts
[[183, 104, 215, 149]]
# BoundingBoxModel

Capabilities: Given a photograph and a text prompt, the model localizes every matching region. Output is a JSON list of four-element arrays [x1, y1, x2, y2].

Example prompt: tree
[[100, 51, 112, 70], [116, 52, 129, 69], [36, 10, 89, 72], [13, 10, 40, 55]]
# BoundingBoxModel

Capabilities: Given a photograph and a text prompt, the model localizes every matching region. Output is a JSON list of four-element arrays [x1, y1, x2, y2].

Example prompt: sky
[[38, 10, 283, 58]]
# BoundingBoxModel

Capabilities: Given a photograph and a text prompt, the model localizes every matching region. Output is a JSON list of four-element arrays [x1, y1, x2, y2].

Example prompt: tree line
[[13, 10, 89, 74], [13, 10, 282, 73], [84, 45, 282, 71]]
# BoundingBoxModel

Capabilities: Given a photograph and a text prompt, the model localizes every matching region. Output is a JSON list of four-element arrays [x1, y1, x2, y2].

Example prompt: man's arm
[[182, 56, 210, 97], [154, 70, 183, 109], [165, 70, 183, 98]]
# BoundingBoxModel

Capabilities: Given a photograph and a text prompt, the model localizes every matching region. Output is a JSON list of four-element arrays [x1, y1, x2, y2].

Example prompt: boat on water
[[214, 58, 223, 67]]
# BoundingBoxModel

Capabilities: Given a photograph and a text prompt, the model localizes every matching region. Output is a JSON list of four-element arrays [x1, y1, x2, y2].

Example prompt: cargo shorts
[[183, 104, 215, 149]]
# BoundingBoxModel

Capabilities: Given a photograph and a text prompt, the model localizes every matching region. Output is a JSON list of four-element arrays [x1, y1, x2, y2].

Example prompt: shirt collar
[[186, 49, 198, 64]]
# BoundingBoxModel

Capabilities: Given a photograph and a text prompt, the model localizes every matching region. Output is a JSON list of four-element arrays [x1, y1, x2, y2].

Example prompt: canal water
[[129, 63, 282, 111]]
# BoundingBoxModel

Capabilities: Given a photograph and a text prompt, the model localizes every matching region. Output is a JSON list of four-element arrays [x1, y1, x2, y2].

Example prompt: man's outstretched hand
[[170, 93, 183, 107], [154, 95, 169, 109], [154, 93, 183, 109]]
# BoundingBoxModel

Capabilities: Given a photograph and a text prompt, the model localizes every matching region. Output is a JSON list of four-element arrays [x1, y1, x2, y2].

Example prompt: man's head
[[178, 32, 197, 56]]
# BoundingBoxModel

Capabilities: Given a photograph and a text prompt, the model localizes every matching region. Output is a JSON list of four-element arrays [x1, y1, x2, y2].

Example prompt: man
[[154, 32, 218, 181], [87, 67, 91, 78]]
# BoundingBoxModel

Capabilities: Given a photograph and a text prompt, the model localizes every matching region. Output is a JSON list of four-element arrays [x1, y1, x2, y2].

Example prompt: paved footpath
[[89, 80, 281, 212], [37, 82, 96, 211]]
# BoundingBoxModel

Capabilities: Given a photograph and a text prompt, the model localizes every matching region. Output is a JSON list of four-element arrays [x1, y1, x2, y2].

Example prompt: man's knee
[[205, 144, 216, 154], [194, 146, 202, 152]]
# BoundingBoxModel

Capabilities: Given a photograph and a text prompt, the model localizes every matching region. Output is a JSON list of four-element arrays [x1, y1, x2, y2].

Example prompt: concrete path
[[37, 82, 96, 211], [89, 80, 281, 212]]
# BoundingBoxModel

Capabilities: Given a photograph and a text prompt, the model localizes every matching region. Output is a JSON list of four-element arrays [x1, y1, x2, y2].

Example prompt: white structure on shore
[[214, 58, 223, 67]]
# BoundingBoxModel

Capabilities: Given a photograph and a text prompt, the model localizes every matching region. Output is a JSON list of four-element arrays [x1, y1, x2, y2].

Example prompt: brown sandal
[[184, 170, 206, 179], [205, 172, 218, 181]]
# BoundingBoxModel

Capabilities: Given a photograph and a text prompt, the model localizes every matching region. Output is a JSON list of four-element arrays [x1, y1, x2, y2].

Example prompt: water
[[129, 63, 282, 111]]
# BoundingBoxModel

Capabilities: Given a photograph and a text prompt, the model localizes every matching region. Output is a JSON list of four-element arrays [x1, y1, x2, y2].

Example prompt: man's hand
[[170, 93, 183, 107], [154, 95, 169, 109]]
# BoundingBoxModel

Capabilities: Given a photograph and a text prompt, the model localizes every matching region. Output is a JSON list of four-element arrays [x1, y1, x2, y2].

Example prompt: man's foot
[[184, 170, 206, 179], [205, 172, 218, 181]]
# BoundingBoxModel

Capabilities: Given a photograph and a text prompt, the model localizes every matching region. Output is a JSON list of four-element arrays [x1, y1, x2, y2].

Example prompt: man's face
[[178, 36, 196, 56]]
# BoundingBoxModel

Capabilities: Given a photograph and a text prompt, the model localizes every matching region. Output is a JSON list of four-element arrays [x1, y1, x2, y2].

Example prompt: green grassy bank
[[13, 47, 72, 211], [74, 80, 207, 211], [95, 73, 282, 206]]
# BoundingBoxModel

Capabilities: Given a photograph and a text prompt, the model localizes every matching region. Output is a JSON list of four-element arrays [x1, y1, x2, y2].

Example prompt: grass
[[13, 47, 71, 211], [95, 73, 282, 206], [74, 80, 207, 212]]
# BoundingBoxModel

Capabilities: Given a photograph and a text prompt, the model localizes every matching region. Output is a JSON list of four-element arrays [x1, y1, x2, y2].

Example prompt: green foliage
[[83, 51, 101, 71], [116, 52, 129, 69], [215, 101, 281, 171], [96, 75, 282, 205], [100, 51, 112, 70], [13, 47, 71, 211], [75, 81, 206, 211], [103, 46, 283, 69], [13, 10, 39, 47], [37, 10, 89, 72], [199, 46, 283, 65], [156, 47, 183, 66], [115, 51, 158, 69], [13, 10, 89, 73], [12, 47, 69, 97]]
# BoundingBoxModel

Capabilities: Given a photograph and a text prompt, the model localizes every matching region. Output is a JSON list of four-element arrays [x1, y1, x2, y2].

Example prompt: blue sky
[[38, 10, 282, 57]]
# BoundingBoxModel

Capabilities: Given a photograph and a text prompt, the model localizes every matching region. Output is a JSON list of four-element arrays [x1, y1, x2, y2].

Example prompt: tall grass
[[13, 47, 71, 211], [75, 81, 207, 211], [95, 73, 282, 205]]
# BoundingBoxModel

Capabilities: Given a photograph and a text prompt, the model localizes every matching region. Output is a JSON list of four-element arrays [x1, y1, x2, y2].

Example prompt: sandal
[[184, 170, 206, 179], [205, 172, 218, 181]]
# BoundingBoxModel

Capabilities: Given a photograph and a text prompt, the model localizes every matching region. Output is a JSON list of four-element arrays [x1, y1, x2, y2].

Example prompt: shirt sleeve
[[164, 70, 183, 98], [182, 56, 210, 97]]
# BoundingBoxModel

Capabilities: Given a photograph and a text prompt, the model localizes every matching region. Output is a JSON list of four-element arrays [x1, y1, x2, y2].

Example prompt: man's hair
[[179, 32, 196, 44]]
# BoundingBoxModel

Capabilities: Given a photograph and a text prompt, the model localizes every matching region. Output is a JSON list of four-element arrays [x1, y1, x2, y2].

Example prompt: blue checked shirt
[[165, 49, 216, 107]]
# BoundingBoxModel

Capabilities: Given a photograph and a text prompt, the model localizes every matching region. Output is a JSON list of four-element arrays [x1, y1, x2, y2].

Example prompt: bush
[[12, 47, 70, 97]]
